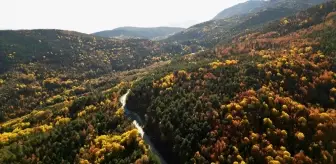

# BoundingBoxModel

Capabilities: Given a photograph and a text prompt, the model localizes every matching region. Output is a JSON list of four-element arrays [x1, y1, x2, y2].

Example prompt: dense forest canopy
[[1, 0, 336, 164], [128, 1, 336, 163]]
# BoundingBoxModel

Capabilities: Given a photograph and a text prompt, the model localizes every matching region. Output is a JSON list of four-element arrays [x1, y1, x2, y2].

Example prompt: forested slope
[[213, 0, 327, 20], [166, 0, 328, 49], [0, 81, 160, 163], [0, 30, 170, 74], [127, 2, 336, 163]]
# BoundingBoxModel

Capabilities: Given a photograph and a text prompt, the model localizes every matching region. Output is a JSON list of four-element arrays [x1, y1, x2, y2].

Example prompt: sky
[[0, 0, 247, 34]]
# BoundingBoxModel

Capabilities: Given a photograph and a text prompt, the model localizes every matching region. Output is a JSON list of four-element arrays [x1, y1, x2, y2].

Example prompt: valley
[[120, 90, 167, 164], [1, 0, 336, 163]]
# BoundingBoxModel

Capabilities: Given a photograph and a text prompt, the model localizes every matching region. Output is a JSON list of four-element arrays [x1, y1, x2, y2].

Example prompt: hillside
[[0, 79, 162, 163], [214, 0, 327, 20], [167, 0, 327, 49], [213, 0, 267, 20], [0, 29, 173, 74], [127, 1, 336, 163], [92, 27, 185, 40]]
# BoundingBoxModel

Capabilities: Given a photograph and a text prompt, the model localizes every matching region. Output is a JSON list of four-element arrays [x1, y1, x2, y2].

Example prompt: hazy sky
[[0, 0, 247, 33]]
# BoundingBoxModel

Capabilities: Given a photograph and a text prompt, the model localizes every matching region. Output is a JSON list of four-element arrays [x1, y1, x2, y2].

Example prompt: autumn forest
[[1, 0, 336, 164]]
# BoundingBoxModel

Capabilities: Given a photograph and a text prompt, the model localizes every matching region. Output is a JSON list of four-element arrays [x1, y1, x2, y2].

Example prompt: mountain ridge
[[92, 26, 185, 40], [213, 0, 328, 20], [165, 0, 328, 49], [213, 0, 267, 20]]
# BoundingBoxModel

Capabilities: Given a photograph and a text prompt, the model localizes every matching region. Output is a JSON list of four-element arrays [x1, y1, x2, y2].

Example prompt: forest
[[126, 1, 336, 164], [0, 0, 336, 164]]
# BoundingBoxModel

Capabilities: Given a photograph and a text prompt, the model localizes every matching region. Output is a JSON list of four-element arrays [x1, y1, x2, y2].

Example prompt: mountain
[[214, 0, 328, 20], [92, 27, 185, 40], [213, 0, 267, 20], [166, 0, 328, 49], [165, 6, 298, 48], [0, 29, 180, 75]]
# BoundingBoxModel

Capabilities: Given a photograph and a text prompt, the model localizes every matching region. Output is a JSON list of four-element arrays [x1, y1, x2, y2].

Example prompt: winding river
[[120, 90, 167, 164]]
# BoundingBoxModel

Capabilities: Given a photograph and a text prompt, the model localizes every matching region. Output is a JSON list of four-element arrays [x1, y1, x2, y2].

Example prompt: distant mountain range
[[92, 27, 185, 40]]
